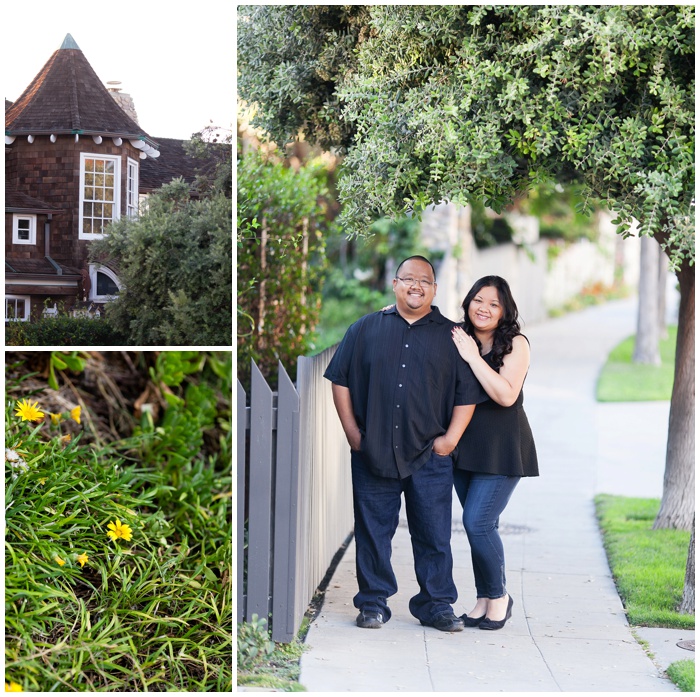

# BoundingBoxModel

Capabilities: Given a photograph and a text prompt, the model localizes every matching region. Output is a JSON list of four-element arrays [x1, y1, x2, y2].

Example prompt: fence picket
[[237, 380, 246, 622], [272, 361, 301, 641], [246, 360, 274, 622]]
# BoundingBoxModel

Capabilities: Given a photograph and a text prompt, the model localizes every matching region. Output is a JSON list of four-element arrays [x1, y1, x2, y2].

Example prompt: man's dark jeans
[[351, 450, 457, 623]]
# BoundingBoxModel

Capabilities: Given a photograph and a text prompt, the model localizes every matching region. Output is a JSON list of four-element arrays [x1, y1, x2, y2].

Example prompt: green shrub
[[90, 180, 232, 346], [237, 615, 276, 672], [6, 315, 129, 346]]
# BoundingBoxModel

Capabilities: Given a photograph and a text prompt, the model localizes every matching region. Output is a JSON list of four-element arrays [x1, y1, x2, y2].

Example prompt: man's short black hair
[[395, 255, 436, 280]]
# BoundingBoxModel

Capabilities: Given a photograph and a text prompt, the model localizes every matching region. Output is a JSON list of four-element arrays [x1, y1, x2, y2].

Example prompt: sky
[[3, 0, 234, 141]]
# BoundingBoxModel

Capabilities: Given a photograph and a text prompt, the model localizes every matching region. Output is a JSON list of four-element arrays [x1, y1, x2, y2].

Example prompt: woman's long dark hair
[[461, 275, 521, 368]]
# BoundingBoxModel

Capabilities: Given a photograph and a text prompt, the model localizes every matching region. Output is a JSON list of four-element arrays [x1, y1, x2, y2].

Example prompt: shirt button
[[399, 384, 403, 387], [402, 364, 406, 368], [405, 344, 409, 348]]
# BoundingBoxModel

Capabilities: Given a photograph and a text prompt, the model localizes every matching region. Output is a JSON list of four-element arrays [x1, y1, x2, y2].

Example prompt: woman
[[451, 275, 538, 630]]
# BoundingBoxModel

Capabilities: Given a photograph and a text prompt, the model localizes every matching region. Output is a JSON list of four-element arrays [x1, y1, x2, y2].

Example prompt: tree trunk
[[658, 249, 669, 340], [679, 517, 694, 614], [653, 259, 694, 530], [633, 235, 661, 365]]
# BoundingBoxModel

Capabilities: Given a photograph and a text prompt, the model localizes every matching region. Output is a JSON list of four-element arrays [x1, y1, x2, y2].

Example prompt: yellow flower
[[107, 519, 133, 542], [38, 477, 47, 486], [76, 553, 89, 568], [5, 681, 23, 691], [60, 434, 71, 443], [70, 406, 81, 425], [49, 412, 62, 426], [55, 556, 66, 567], [14, 399, 44, 423]]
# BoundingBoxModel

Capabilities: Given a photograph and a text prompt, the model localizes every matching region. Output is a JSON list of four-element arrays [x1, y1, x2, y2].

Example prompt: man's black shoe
[[420, 611, 464, 632], [356, 610, 384, 629]]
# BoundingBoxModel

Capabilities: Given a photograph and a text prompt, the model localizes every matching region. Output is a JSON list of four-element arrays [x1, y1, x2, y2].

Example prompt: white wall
[[419, 203, 641, 329]]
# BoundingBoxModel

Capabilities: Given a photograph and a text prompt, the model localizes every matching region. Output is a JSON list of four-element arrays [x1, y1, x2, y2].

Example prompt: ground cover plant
[[596, 326, 677, 401], [5, 351, 233, 692]]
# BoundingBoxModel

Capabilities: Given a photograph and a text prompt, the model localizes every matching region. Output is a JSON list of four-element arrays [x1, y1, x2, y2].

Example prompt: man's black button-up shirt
[[324, 305, 486, 479]]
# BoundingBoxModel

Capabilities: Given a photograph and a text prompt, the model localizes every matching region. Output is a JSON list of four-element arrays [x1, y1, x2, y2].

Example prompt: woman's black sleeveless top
[[455, 349, 539, 477]]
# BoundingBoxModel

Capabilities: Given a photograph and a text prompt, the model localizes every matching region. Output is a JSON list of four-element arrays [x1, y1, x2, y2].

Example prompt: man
[[324, 255, 485, 632]]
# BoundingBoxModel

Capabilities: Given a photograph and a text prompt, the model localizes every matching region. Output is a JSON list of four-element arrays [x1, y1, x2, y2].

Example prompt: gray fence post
[[237, 380, 247, 623], [246, 360, 274, 623], [272, 361, 301, 642]]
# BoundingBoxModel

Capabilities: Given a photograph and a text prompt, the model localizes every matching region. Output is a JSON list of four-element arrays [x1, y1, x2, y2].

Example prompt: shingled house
[[5, 34, 213, 322]]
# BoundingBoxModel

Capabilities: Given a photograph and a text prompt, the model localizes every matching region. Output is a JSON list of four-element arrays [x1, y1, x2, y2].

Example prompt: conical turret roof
[[5, 34, 158, 152]]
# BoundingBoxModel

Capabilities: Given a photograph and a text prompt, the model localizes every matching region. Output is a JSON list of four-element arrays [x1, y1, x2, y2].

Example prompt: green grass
[[596, 326, 677, 401], [5, 360, 232, 692], [595, 494, 693, 629], [595, 495, 694, 691], [666, 660, 696, 692]]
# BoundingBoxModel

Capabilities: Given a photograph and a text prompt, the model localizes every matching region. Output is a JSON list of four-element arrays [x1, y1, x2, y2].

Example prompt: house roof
[[139, 137, 227, 193], [5, 187, 63, 214], [5, 34, 159, 153], [5, 258, 81, 278]]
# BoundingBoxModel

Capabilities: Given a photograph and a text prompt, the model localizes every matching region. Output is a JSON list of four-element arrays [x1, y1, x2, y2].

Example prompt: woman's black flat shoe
[[460, 613, 487, 627], [479, 595, 513, 630]]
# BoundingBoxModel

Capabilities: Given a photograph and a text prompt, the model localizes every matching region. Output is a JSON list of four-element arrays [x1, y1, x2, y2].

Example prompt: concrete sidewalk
[[296, 297, 694, 692]]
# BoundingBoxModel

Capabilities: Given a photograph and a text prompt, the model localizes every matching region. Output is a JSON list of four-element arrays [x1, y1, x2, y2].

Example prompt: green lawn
[[595, 495, 694, 691], [595, 494, 692, 628], [596, 326, 677, 401]]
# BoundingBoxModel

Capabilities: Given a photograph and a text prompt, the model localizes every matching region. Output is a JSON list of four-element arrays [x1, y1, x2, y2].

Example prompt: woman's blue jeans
[[453, 470, 520, 599], [351, 450, 457, 623]]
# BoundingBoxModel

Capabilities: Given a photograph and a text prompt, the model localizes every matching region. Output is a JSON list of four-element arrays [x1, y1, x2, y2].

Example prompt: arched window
[[89, 264, 122, 301]]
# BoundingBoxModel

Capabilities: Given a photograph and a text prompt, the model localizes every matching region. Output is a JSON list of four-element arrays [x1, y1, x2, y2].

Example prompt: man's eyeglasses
[[396, 276, 436, 289]]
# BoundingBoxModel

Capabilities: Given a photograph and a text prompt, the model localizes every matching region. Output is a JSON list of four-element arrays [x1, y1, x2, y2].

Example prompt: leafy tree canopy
[[237, 4, 694, 271]]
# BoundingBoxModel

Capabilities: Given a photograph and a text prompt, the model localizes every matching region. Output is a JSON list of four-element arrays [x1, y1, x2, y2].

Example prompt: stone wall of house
[[5, 137, 143, 271]]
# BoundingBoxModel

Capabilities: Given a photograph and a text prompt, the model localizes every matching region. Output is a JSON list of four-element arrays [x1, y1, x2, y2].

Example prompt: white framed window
[[5, 295, 31, 322], [79, 153, 121, 239], [127, 158, 139, 218], [12, 214, 37, 245], [89, 264, 122, 301]]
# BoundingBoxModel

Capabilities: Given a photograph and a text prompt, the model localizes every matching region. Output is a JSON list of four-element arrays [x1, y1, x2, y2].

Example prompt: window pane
[[105, 161, 115, 174], [85, 186, 94, 199], [103, 204, 113, 219], [85, 173, 94, 186], [95, 160, 105, 173], [95, 187, 104, 201], [96, 272, 120, 296], [85, 159, 95, 172], [17, 220, 30, 240], [105, 188, 114, 202], [84, 220, 92, 234]]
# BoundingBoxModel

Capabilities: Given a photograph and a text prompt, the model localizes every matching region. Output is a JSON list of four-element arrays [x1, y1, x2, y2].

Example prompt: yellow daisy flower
[[76, 553, 89, 568], [107, 519, 133, 542], [49, 412, 62, 426], [55, 556, 66, 567], [5, 681, 23, 691], [14, 399, 44, 423], [70, 406, 81, 425], [60, 434, 71, 443]]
